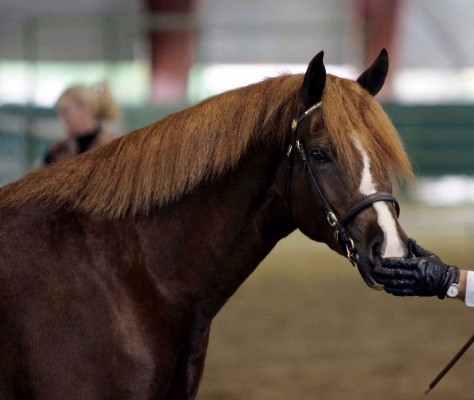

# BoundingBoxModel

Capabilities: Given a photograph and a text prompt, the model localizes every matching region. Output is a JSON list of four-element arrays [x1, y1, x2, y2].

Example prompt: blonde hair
[[57, 82, 120, 122]]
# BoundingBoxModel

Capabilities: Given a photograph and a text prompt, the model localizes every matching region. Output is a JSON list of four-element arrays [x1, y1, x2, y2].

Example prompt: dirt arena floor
[[198, 203, 473, 400]]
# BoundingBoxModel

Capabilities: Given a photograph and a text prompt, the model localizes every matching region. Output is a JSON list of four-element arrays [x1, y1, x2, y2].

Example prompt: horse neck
[[137, 144, 295, 317]]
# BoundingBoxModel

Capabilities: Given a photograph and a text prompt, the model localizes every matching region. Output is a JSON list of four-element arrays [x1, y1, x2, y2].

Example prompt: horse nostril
[[368, 238, 382, 266]]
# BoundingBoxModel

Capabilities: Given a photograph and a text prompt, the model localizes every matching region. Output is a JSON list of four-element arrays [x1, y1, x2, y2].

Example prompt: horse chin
[[355, 257, 384, 291]]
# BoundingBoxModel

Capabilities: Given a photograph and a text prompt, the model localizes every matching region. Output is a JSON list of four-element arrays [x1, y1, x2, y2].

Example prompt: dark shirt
[[76, 128, 100, 153], [44, 128, 100, 165]]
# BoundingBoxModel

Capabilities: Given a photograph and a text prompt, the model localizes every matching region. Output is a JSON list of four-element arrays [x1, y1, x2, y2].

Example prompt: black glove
[[374, 239, 459, 299]]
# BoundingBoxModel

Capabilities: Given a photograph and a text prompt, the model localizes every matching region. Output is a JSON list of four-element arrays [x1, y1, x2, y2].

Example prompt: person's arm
[[462, 270, 474, 306], [456, 269, 467, 302]]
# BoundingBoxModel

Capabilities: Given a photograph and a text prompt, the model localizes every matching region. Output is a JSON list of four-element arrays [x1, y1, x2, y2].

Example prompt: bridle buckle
[[327, 211, 338, 227]]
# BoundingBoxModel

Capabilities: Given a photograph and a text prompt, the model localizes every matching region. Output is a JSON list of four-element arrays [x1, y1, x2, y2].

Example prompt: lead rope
[[423, 333, 474, 394]]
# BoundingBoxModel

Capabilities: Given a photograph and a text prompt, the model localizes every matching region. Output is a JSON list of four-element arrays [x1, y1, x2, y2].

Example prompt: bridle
[[286, 102, 400, 270], [285, 101, 400, 271]]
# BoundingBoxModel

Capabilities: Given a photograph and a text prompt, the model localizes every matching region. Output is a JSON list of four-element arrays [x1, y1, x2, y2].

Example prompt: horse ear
[[302, 51, 326, 105], [356, 49, 389, 96]]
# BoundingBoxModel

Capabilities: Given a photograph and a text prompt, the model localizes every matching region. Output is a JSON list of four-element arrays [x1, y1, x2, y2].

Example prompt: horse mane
[[0, 75, 302, 218], [0, 73, 412, 219]]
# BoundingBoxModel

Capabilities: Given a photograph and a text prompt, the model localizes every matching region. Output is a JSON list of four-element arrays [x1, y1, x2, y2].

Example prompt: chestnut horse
[[0, 50, 412, 399]]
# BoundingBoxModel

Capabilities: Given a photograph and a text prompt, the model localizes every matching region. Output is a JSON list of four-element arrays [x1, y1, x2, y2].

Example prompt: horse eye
[[310, 148, 329, 163]]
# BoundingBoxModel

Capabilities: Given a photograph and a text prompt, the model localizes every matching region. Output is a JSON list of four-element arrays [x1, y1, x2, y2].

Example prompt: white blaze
[[353, 138, 405, 257]]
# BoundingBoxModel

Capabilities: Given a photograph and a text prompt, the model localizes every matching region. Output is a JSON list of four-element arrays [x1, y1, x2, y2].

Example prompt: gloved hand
[[374, 239, 459, 299]]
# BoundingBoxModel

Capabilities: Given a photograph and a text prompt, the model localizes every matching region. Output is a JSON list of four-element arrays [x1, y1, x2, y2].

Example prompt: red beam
[[144, 0, 196, 104]]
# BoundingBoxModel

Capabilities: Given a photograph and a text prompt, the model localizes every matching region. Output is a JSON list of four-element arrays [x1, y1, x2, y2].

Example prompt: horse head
[[286, 49, 412, 288]]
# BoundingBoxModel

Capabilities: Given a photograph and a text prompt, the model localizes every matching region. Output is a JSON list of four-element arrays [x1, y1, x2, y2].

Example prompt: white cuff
[[465, 270, 474, 307]]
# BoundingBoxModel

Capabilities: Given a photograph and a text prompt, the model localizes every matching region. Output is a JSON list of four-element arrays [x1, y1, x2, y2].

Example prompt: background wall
[[1, 0, 473, 66], [0, 1, 472, 399], [0, 0, 141, 61]]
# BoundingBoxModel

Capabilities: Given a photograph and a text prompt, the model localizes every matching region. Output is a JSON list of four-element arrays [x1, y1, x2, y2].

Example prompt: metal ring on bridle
[[346, 238, 357, 266]]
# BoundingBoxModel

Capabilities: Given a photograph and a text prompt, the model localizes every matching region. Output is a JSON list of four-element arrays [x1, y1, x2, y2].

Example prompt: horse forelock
[[321, 75, 413, 185]]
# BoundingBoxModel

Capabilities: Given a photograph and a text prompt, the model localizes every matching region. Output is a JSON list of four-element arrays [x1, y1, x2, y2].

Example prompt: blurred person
[[44, 82, 120, 164], [375, 239, 474, 307]]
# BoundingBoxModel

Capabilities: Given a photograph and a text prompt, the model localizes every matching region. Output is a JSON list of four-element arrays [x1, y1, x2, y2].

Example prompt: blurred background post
[[0, 1, 472, 399]]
